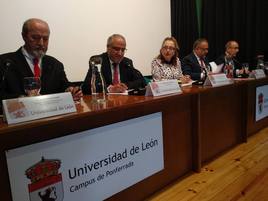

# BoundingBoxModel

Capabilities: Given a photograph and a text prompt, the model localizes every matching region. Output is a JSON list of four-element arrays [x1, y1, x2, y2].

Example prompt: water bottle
[[90, 56, 106, 103], [256, 55, 264, 69], [224, 58, 230, 78], [205, 63, 212, 73], [225, 58, 234, 78]]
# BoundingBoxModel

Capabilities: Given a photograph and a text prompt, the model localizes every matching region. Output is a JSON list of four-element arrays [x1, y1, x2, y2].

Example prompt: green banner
[[196, 0, 202, 37]]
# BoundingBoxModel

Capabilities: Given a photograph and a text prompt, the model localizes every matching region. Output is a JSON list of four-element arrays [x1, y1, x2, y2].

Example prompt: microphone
[[123, 59, 146, 88], [89, 56, 102, 75], [89, 56, 102, 67], [205, 63, 212, 72], [1, 59, 14, 110], [1, 59, 14, 81], [125, 60, 131, 68], [233, 58, 242, 67]]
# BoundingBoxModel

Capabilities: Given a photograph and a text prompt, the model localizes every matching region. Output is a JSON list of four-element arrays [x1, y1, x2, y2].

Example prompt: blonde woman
[[151, 37, 191, 83]]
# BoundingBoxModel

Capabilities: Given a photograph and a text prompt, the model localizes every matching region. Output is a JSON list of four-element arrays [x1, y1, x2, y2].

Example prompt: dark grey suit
[[215, 54, 242, 78], [82, 52, 145, 94], [182, 52, 209, 80]]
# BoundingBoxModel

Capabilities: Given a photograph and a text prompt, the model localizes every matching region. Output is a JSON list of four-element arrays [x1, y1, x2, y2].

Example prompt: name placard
[[204, 73, 233, 87], [2, 92, 76, 124], [145, 79, 181, 96], [252, 69, 266, 79]]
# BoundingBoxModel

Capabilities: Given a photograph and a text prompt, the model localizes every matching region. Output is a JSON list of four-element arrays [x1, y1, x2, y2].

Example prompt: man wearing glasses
[[182, 38, 209, 80], [215, 40, 248, 78], [82, 34, 145, 94]]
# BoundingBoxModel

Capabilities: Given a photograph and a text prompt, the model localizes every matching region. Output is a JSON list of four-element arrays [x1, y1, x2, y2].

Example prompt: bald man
[[215, 40, 248, 77], [0, 18, 82, 108], [82, 34, 145, 94], [182, 38, 210, 80]]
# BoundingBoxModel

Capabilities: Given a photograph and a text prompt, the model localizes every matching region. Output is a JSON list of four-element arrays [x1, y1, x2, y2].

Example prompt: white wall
[[0, 0, 170, 81]]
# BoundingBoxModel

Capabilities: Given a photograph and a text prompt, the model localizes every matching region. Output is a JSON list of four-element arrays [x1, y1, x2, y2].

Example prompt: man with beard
[[0, 18, 82, 106]]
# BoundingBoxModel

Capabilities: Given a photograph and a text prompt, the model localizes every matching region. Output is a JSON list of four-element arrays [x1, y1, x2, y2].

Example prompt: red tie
[[200, 58, 205, 69], [112, 63, 119, 84], [33, 58, 41, 77]]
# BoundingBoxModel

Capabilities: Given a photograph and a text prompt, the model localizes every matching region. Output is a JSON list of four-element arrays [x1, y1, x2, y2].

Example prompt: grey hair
[[107, 34, 126, 47], [193, 38, 208, 50], [22, 18, 50, 35]]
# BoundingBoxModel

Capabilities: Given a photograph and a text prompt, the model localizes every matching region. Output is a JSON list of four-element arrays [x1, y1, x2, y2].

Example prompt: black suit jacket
[[82, 52, 145, 94], [0, 48, 70, 101], [215, 54, 242, 77], [182, 52, 209, 80]]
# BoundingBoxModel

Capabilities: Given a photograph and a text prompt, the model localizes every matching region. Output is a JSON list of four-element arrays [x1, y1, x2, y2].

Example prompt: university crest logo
[[25, 157, 64, 201], [258, 92, 264, 114]]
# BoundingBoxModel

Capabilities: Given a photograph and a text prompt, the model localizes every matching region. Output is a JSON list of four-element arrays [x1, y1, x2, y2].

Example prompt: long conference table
[[0, 77, 268, 201]]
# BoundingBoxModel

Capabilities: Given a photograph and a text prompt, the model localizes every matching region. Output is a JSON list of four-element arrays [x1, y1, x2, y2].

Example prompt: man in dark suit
[[182, 38, 209, 80], [0, 18, 82, 111], [215, 40, 248, 77], [0, 18, 82, 104], [82, 34, 145, 94]]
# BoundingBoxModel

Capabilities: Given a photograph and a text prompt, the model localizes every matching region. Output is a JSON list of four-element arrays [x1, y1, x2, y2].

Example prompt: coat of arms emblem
[[25, 157, 64, 201]]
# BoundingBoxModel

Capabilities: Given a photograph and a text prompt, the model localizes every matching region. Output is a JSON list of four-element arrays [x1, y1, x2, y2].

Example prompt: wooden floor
[[146, 127, 268, 201]]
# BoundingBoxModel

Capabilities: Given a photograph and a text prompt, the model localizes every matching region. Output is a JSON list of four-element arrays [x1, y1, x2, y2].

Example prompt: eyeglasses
[[110, 46, 127, 53], [162, 46, 176, 51], [198, 47, 209, 51], [231, 46, 239, 49]]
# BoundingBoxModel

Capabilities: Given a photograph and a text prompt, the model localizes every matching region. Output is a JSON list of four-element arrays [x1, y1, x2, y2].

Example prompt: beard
[[32, 48, 46, 58]]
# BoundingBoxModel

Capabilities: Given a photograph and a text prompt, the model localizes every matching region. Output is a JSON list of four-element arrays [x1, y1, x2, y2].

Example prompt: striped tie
[[112, 63, 119, 84]]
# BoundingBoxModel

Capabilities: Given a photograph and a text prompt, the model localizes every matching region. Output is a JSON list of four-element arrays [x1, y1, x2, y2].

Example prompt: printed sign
[[2, 92, 76, 124], [204, 73, 233, 87], [252, 69, 266, 79], [146, 79, 181, 96], [256, 85, 268, 121], [6, 113, 164, 201]]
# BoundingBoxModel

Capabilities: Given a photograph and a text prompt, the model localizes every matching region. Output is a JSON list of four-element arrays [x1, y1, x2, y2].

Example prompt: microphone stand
[[0, 59, 13, 114]]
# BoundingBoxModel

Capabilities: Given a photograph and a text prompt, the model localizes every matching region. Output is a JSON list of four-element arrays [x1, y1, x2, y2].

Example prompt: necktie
[[112, 63, 119, 84], [33, 58, 41, 77], [200, 58, 206, 69]]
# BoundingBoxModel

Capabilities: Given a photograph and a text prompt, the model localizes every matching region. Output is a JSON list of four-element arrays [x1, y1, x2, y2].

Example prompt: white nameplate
[[204, 73, 233, 87], [252, 69, 266, 79], [2, 92, 76, 125], [145, 79, 181, 96]]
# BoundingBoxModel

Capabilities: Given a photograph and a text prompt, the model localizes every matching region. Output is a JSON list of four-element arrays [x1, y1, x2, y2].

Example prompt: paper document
[[210, 62, 224, 73], [108, 89, 131, 95], [180, 80, 195, 87]]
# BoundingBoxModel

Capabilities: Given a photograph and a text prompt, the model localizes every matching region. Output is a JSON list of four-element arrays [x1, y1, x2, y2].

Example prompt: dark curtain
[[171, 0, 199, 58], [202, 0, 268, 67]]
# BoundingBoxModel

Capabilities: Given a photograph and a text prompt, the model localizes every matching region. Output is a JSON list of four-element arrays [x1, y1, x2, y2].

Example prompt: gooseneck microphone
[[0, 59, 14, 113], [89, 55, 102, 67], [1, 59, 14, 82]]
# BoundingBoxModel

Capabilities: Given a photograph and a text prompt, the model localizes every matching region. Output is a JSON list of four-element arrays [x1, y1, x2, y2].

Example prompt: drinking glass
[[242, 63, 249, 72], [23, 77, 41, 96]]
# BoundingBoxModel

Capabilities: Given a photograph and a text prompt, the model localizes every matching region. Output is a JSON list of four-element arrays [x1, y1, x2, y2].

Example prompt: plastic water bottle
[[90, 57, 106, 103], [256, 55, 264, 69]]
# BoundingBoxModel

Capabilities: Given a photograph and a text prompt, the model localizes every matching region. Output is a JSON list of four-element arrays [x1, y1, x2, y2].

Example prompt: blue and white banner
[[6, 112, 164, 201], [256, 85, 268, 121]]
